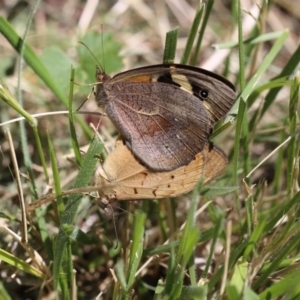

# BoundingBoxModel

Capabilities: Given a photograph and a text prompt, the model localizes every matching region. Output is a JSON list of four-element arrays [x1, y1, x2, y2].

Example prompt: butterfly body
[[95, 64, 235, 171]]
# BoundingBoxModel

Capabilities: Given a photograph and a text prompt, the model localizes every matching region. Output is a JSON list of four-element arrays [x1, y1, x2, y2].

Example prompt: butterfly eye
[[199, 89, 209, 98]]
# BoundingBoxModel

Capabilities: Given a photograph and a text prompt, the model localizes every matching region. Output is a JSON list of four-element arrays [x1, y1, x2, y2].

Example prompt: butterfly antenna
[[101, 24, 106, 72], [108, 205, 119, 249], [98, 199, 119, 248], [78, 41, 104, 71]]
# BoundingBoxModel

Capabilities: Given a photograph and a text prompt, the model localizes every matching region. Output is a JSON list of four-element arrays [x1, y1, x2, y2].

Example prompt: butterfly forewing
[[105, 81, 211, 171], [95, 64, 235, 171], [109, 64, 236, 126]]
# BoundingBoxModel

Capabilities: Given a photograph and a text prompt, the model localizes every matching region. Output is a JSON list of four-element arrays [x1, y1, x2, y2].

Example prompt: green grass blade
[[33, 127, 49, 182], [52, 136, 104, 289], [250, 44, 300, 129], [245, 194, 253, 236], [126, 202, 147, 290], [214, 30, 288, 50], [115, 260, 127, 291], [208, 240, 249, 292], [68, 67, 82, 166], [180, 2, 204, 64], [0, 248, 44, 278], [247, 76, 292, 108], [225, 29, 289, 124], [0, 17, 91, 137], [253, 230, 300, 290], [0, 17, 66, 105], [243, 218, 267, 261], [0, 77, 36, 126], [235, 0, 251, 185], [200, 186, 239, 197], [47, 132, 64, 216], [264, 191, 300, 233], [0, 78, 52, 259], [191, 0, 213, 65], [162, 182, 201, 298], [258, 269, 300, 299], [163, 28, 178, 64], [226, 261, 250, 299], [273, 128, 286, 194], [168, 228, 199, 299], [287, 75, 299, 195], [232, 98, 247, 212], [59, 271, 70, 300], [157, 200, 169, 241], [202, 208, 224, 278]]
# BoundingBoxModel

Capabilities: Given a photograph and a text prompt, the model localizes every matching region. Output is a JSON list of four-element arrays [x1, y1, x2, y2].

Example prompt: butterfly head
[[95, 66, 111, 84], [94, 67, 111, 106]]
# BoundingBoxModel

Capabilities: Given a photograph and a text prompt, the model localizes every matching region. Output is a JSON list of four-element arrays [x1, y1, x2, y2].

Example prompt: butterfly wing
[[96, 64, 235, 171], [110, 64, 236, 125], [106, 81, 211, 171], [96, 140, 228, 201]]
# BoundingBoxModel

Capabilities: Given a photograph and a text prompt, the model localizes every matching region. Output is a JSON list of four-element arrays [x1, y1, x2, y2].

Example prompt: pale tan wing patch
[[95, 140, 227, 202]]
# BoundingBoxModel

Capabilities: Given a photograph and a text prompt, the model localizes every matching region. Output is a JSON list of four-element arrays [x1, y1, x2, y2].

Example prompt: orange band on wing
[[122, 75, 153, 82]]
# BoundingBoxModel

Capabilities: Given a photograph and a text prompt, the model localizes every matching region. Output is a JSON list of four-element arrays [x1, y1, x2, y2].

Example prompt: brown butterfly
[[95, 64, 235, 172], [95, 139, 227, 203]]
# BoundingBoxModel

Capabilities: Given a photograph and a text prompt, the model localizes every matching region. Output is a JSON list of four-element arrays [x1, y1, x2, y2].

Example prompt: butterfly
[[95, 64, 235, 172], [95, 139, 227, 203]]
